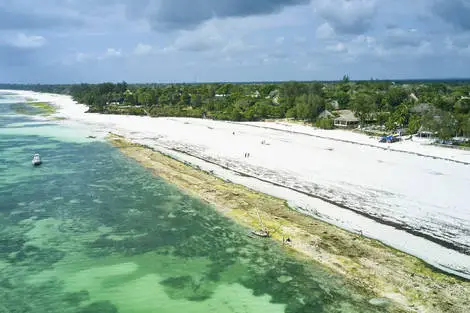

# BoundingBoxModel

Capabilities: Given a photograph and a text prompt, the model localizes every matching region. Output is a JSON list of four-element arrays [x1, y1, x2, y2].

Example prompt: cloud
[[445, 34, 470, 49], [140, 0, 310, 30], [432, 0, 470, 31], [0, 45, 36, 67], [133, 43, 153, 55], [0, 4, 82, 30], [275, 36, 285, 45], [104, 48, 122, 58], [445, 34, 470, 57], [167, 21, 224, 52], [7, 33, 46, 49], [66, 48, 123, 64], [316, 22, 335, 39], [326, 42, 347, 52], [1, 0, 470, 82], [172, 33, 222, 52], [221, 39, 256, 54], [335, 32, 434, 61], [294, 36, 307, 44], [315, 0, 378, 34], [382, 28, 426, 48], [75, 52, 90, 63]]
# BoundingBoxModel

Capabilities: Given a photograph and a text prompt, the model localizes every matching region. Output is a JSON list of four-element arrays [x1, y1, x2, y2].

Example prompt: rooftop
[[334, 110, 359, 122]]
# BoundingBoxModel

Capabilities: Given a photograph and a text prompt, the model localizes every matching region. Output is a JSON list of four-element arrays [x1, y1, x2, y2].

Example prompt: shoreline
[[108, 134, 470, 313], [157, 141, 469, 255], [2, 90, 470, 276], [118, 121, 470, 279], [2, 91, 470, 283]]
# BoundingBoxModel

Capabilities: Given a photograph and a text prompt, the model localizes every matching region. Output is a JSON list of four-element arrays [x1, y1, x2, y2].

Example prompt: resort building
[[333, 110, 359, 128]]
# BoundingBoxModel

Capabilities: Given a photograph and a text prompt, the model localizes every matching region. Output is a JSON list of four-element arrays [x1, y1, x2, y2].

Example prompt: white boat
[[32, 153, 42, 166]]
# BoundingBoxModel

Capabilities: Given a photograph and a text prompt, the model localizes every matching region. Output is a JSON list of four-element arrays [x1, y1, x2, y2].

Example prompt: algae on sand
[[28, 101, 57, 116], [9, 101, 56, 116], [108, 135, 470, 313]]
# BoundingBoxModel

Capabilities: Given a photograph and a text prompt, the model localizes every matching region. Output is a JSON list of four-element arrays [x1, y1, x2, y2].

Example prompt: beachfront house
[[333, 110, 359, 128], [415, 126, 437, 139]]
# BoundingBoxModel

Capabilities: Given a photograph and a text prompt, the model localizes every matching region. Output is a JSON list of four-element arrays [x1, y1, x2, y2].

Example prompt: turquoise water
[[0, 93, 392, 313]]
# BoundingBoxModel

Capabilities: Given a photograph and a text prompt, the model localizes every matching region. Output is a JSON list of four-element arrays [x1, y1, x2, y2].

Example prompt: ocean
[[0, 92, 390, 313]]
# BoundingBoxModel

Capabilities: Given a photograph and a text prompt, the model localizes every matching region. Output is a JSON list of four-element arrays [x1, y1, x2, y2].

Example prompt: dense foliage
[[2, 79, 470, 139]]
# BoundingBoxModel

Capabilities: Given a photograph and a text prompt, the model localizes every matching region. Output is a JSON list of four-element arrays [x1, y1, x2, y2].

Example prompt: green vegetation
[[10, 101, 56, 116], [2, 78, 470, 140], [29, 101, 56, 115]]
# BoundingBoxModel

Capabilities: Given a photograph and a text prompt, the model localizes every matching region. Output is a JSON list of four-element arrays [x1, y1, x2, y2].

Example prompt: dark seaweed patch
[[63, 290, 90, 306], [78, 301, 118, 313]]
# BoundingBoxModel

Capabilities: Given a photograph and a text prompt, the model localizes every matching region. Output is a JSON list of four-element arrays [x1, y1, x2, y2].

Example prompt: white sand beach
[[4, 89, 470, 279]]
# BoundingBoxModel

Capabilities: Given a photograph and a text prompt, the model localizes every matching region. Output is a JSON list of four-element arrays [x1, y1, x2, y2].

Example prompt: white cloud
[[382, 28, 426, 48], [167, 18, 260, 56], [326, 42, 347, 52], [315, 0, 378, 34], [303, 61, 317, 71], [330, 33, 434, 62], [8, 33, 46, 49], [170, 23, 223, 52], [2, 0, 470, 82], [133, 43, 153, 55], [67, 48, 122, 64], [414, 41, 433, 56], [75, 52, 89, 62], [275, 36, 285, 45], [315, 22, 335, 39], [221, 39, 255, 55], [60, 51, 90, 66], [443, 36, 470, 57], [105, 48, 122, 57], [294, 35, 307, 44], [164, 5, 310, 54]]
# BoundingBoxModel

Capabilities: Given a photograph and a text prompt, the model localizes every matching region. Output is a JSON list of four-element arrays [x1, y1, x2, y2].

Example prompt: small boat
[[32, 153, 42, 166], [251, 229, 270, 238]]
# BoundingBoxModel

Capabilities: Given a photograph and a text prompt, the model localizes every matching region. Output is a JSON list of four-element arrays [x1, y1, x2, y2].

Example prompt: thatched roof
[[334, 110, 359, 122]]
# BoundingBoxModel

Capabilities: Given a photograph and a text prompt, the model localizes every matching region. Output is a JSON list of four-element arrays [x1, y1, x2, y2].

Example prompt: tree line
[[1, 78, 470, 140]]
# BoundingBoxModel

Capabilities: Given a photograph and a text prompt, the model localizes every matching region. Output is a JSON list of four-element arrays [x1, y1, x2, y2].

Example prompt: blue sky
[[0, 0, 469, 83]]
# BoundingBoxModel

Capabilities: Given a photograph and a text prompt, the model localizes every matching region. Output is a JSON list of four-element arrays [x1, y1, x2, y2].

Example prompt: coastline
[[2, 89, 470, 311], [108, 134, 470, 313]]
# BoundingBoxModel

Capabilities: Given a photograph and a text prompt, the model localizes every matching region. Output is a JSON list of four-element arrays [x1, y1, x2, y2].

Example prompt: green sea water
[[0, 93, 393, 313]]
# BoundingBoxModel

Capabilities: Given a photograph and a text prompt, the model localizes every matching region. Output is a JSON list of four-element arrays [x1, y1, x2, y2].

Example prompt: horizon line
[[1, 77, 470, 86]]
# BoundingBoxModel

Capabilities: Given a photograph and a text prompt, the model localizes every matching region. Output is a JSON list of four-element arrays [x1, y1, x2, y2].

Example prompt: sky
[[0, 0, 469, 83]]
